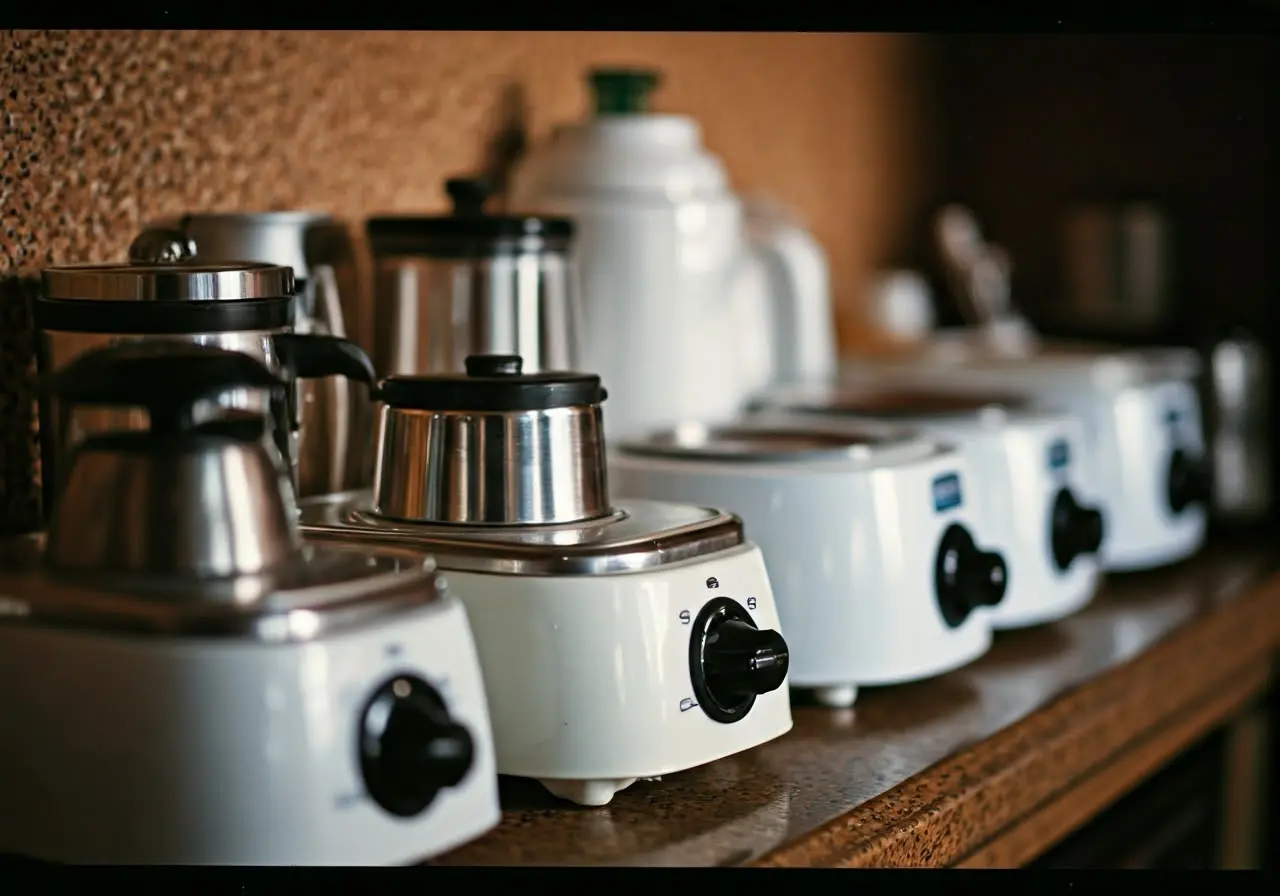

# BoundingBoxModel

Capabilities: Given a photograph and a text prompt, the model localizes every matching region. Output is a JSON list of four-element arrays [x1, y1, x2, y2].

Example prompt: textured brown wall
[[0, 29, 937, 532]]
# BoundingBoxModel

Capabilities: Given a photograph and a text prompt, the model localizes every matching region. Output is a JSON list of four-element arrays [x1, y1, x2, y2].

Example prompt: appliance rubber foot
[[810, 684, 859, 708], [538, 776, 639, 807]]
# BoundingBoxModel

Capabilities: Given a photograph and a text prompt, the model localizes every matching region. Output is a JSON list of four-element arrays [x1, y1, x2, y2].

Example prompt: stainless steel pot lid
[[301, 493, 743, 576], [36, 246, 296, 334], [617, 420, 937, 465], [42, 260, 294, 303]]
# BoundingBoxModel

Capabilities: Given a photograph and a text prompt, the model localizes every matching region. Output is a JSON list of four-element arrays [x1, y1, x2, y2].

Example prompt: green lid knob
[[589, 68, 660, 116]]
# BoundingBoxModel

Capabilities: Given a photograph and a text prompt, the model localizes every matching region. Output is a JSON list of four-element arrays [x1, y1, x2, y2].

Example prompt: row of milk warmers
[[0, 68, 1210, 865]]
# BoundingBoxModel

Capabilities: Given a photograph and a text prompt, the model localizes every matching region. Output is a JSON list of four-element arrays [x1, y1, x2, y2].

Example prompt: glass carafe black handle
[[46, 342, 285, 434], [272, 333, 378, 388]]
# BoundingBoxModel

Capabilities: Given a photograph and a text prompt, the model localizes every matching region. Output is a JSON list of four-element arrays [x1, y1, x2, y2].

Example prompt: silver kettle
[[42, 341, 300, 581]]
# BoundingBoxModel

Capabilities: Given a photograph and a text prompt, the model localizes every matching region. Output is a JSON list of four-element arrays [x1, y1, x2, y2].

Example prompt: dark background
[[929, 35, 1280, 865], [928, 34, 1279, 347]]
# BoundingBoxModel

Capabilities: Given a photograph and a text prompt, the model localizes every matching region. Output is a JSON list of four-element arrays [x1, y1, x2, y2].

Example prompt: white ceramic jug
[[508, 68, 835, 439]]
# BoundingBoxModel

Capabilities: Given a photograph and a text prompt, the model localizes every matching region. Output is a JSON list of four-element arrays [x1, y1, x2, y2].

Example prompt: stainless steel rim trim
[[0, 541, 444, 642], [616, 422, 920, 465], [42, 262, 295, 302], [298, 493, 745, 576], [754, 384, 1030, 418]]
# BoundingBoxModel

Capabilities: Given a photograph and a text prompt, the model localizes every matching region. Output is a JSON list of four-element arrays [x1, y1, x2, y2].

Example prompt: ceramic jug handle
[[744, 200, 838, 385]]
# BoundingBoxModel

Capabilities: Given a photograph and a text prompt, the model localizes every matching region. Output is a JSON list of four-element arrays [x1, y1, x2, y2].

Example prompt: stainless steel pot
[[370, 353, 608, 526], [24, 338, 451, 654], [34, 237, 377, 516], [132, 212, 365, 496], [42, 341, 299, 580]]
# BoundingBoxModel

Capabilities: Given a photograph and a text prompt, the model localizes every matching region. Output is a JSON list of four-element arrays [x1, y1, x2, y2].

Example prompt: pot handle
[[743, 196, 837, 385], [273, 333, 378, 389]]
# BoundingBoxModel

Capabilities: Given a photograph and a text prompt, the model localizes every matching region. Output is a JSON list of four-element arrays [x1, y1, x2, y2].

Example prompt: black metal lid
[[377, 354, 606, 412], [365, 177, 575, 258], [36, 242, 296, 334]]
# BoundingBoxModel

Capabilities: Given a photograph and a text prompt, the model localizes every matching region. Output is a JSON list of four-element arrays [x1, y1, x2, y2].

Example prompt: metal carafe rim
[[42, 230, 294, 303]]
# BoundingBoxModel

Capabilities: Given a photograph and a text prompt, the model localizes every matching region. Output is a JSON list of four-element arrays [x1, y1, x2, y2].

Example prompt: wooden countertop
[[436, 537, 1280, 867]]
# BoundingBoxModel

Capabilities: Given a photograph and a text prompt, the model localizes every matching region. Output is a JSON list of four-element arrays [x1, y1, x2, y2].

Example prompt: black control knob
[[1167, 447, 1211, 515], [934, 523, 1008, 629], [689, 597, 789, 724], [1049, 487, 1106, 572], [358, 674, 475, 818]]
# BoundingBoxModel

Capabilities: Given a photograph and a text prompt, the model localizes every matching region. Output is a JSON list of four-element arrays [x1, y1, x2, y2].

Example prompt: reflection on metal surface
[[372, 402, 609, 526], [0, 535, 440, 641], [300, 491, 743, 576]]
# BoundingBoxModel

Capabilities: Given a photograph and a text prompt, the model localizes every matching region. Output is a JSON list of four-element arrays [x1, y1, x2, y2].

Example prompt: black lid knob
[[464, 354, 524, 378], [445, 177, 494, 217], [589, 68, 661, 115], [935, 523, 1008, 628], [127, 226, 197, 264], [46, 342, 285, 435]]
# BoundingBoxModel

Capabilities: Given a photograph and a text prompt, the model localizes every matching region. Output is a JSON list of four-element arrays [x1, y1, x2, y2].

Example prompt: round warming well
[[618, 420, 938, 466], [753, 385, 1031, 422]]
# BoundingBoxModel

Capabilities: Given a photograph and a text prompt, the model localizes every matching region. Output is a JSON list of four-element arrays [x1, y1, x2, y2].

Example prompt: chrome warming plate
[[298, 493, 745, 577], [0, 534, 442, 642]]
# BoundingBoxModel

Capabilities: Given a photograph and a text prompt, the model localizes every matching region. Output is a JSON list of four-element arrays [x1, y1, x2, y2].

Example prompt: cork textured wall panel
[[0, 29, 937, 532]]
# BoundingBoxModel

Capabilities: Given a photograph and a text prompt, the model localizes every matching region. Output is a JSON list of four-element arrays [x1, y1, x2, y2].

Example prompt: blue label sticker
[[1048, 439, 1071, 471], [932, 472, 963, 513]]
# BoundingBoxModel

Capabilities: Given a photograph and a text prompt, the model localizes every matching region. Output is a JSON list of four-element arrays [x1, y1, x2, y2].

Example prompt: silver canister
[[1207, 330, 1271, 522], [1061, 198, 1176, 331], [366, 177, 583, 379], [131, 213, 366, 496], [34, 237, 377, 515], [371, 353, 608, 526]]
